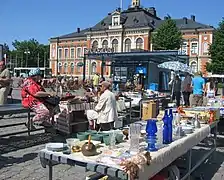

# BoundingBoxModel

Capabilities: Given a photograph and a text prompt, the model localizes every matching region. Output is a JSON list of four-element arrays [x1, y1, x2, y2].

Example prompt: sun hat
[[29, 68, 41, 77]]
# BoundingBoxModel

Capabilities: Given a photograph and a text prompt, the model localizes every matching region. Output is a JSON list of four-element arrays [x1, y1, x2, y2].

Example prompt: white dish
[[66, 138, 80, 146], [46, 143, 67, 151], [182, 126, 193, 134]]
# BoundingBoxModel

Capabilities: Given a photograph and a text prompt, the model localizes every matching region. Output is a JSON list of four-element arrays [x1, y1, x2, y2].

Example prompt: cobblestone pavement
[[0, 88, 223, 180]]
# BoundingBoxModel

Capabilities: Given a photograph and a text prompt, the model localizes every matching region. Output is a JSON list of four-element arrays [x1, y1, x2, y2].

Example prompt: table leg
[[27, 111, 31, 136], [187, 150, 192, 180], [129, 101, 132, 124], [49, 161, 53, 180]]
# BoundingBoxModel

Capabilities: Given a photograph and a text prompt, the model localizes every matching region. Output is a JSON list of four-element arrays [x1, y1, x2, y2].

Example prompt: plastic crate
[[149, 83, 158, 91]]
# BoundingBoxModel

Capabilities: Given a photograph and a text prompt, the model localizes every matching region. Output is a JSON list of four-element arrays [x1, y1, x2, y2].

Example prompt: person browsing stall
[[0, 60, 11, 105], [191, 72, 205, 106], [86, 81, 118, 131], [21, 68, 56, 127]]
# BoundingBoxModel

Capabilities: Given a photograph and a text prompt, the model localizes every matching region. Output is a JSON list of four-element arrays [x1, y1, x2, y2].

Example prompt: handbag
[[43, 96, 61, 106]]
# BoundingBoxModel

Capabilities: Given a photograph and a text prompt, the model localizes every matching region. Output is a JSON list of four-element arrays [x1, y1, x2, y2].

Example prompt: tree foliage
[[11, 38, 49, 67], [152, 18, 182, 50], [207, 19, 224, 74]]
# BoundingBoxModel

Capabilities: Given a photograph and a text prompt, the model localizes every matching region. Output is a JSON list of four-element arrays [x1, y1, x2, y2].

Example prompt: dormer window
[[109, 11, 122, 29], [113, 17, 119, 26]]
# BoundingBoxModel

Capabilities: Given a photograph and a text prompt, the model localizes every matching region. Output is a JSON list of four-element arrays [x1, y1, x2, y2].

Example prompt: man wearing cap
[[86, 81, 118, 131], [0, 60, 11, 105]]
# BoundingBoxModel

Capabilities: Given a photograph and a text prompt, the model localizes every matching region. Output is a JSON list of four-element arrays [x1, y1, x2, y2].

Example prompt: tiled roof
[[50, 7, 213, 40]]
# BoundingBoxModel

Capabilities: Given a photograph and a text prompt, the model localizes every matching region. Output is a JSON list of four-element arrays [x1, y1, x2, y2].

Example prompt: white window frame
[[58, 48, 62, 59], [191, 42, 198, 55], [91, 62, 97, 75], [112, 16, 120, 26], [70, 62, 74, 74], [180, 42, 188, 55], [112, 39, 119, 52], [190, 61, 197, 73], [70, 48, 75, 58], [203, 42, 209, 54], [64, 62, 68, 74], [58, 62, 62, 73], [83, 47, 87, 56], [76, 47, 82, 58], [64, 48, 69, 59]]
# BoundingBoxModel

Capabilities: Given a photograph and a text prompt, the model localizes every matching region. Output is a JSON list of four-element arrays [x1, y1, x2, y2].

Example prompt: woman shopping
[[206, 78, 216, 98], [21, 68, 58, 128]]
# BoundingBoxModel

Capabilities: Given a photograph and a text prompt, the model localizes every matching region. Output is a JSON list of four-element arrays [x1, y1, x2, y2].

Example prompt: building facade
[[49, 0, 214, 77]]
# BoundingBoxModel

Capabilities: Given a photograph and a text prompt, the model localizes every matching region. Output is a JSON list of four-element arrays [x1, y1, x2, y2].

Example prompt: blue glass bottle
[[168, 109, 173, 143], [146, 120, 157, 151], [163, 110, 169, 144]]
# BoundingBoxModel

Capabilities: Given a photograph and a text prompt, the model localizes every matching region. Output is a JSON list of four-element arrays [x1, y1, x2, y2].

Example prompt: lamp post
[[56, 37, 59, 78], [24, 49, 30, 67]]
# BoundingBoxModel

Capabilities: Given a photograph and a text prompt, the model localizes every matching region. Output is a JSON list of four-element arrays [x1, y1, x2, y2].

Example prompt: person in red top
[[21, 68, 55, 127]]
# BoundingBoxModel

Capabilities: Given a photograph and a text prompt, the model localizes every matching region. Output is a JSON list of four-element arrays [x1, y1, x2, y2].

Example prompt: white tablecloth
[[41, 123, 212, 179]]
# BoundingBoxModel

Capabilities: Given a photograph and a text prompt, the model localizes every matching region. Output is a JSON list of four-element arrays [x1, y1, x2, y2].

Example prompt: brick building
[[49, 0, 214, 77]]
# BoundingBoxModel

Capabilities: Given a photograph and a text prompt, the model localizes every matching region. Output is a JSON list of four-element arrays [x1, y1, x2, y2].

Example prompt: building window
[[58, 62, 62, 73], [70, 48, 75, 58], [102, 40, 108, 49], [113, 16, 119, 26], [92, 41, 98, 51], [77, 62, 83, 73], [58, 49, 62, 59], [112, 39, 119, 52], [91, 62, 97, 74], [191, 42, 198, 54], [64, 63, 68, 74], [124, 38, 131, 52], [64, 48, 69, 59], [77, 48, 82, 58], [70, 63, 74, 74], [83, 48, 88, 55], [180, 42, 188, 55], [203, 42, 209, 54], [136, 38, 143, 50], [190, 62, 197, 73]]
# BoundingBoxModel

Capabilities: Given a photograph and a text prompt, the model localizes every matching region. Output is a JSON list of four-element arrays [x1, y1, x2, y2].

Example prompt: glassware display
[[146, 119, 158, 152], [168, 109, 173, 143], [163, 109, 169, 144]]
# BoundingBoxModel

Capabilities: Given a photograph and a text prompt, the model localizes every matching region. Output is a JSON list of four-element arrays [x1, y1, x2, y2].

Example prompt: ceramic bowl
[[77, 133, 89, 141], [91, 134, 103, 142], [116, 134, 124, 143], [103, 135, 110, 145]]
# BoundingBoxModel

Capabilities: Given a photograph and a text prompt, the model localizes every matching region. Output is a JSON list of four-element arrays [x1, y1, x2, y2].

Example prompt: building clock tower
[[132, 0, 140, 7]]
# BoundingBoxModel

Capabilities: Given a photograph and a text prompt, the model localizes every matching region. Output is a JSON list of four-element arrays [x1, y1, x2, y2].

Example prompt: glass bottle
[[163, 110, 169, 144]]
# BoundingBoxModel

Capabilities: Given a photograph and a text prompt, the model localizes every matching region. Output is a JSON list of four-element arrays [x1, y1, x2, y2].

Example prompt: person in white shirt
[[86, 81, 118, 131], [206, 78, 216, 98]]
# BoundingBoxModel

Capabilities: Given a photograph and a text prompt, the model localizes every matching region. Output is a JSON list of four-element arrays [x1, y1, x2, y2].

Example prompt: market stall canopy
[[158, 61, 192, 74], [86, 50, 189, 65]]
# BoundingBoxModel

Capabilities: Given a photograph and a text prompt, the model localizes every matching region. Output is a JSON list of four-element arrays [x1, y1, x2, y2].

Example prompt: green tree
[[152, 18, 182, 50], [12, 39, 49, 67], [206, 19, 224, 74]]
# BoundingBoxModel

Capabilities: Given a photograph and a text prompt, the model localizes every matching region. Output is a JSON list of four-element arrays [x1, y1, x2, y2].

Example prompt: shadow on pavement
[[0, 153, 38, 169], [0, 132, 66, 154]]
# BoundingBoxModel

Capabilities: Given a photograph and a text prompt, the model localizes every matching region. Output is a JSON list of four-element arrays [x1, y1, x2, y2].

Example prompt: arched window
[[92, 41, 98, 51], [70, 63, 74, 74], [203, 42, 209, 53], [77, 62, 83, 73], [190, 62, 197, 73], [112, 39, 119, 52], [136, 38, 143, 49], [64, 63, 68, 74], [91, 62, 97, 74], [124, 38, 131, 52], [58, 62, 62, 73], [102, 40, 108, 49]]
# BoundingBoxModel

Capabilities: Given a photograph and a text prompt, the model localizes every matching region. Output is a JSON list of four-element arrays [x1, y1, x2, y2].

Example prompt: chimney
[[77, 28, 80, 33], [183, 17, 188, 24], [191, 15, 196, 21], [147, 7, 157, 17]]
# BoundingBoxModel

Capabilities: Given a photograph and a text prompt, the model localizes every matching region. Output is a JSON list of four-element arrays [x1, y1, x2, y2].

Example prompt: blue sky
[[0, 0, 223, 49]]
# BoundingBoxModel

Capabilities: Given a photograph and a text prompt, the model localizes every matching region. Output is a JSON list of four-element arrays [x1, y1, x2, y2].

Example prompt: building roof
[[50, 7, 214, 40]]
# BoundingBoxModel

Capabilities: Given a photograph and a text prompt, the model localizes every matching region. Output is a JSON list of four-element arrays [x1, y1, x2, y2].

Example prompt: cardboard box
[[142, 101, 157, 120]]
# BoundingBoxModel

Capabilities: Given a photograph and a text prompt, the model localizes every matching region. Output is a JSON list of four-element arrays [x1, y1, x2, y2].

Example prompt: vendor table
[[0, 104, 44, 137], [39, 121, 218, 180]]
